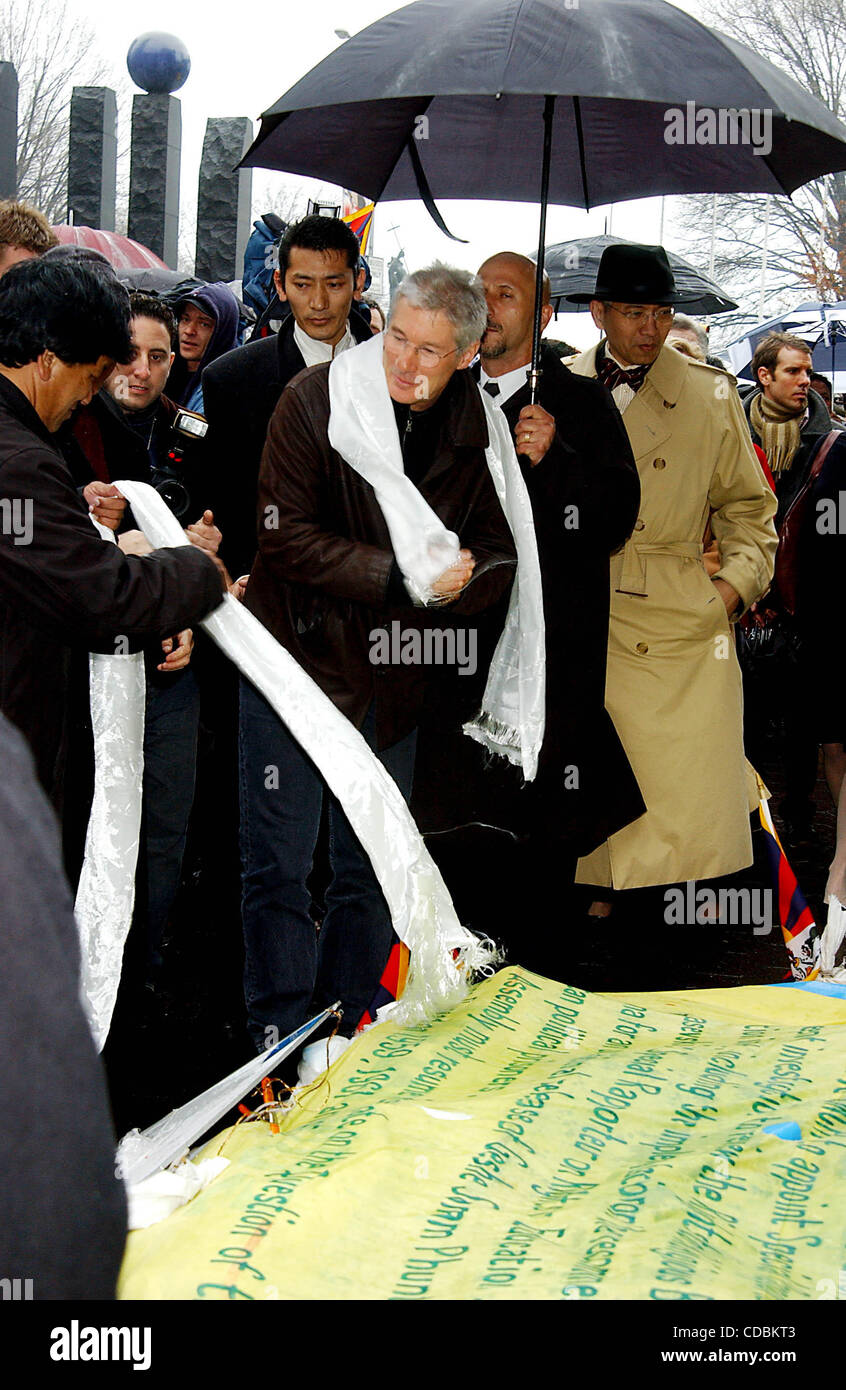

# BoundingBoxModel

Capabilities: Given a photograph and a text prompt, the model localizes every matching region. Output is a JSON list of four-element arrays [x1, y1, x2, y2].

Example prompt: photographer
[[65, 292, 212, 528], [61, 292, 222, 971]]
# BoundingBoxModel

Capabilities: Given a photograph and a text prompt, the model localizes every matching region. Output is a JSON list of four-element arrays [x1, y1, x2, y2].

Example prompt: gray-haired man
[[239, 264, 517, 1051]]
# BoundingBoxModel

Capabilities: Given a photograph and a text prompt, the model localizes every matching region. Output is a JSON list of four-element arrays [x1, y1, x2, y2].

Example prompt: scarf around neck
[[327, 331, 545, 779], [750, 390, 804, 476]]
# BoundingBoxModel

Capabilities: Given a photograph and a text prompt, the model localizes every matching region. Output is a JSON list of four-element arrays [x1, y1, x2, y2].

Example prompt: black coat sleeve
[[202, 346, 282, 579], [0, 444, 224, 651], [199, 357, 247, 575], [0, 715, 126, 1298], [442, 458, 517, 616]]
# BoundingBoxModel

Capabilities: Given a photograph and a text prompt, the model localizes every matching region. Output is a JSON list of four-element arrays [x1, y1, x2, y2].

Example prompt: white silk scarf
[[328, 331, 545, 778], [75, 520, 146, 1049], [76, 483, 497, 1048]]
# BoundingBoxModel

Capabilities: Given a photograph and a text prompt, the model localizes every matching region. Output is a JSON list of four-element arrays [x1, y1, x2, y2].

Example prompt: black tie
[[483, 380, 500, 397]]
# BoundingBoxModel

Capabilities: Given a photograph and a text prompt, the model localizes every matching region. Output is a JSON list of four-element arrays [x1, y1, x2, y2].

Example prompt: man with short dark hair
[[203, 215, 372, 580], [745, 333, 836, 515], [0, 258, 224, 803], [0, 199, 58, 276], [61, 291, 221, 960], [810, 372, 835, 417], [198, 220, 374, 985], [240, 263, 517, 1052], [564, 244, 777, 946], [66, 293, 179, 501]]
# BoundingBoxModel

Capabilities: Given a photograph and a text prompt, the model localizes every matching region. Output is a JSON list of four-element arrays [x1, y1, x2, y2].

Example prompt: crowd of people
[[1, 193, 844, 1294]]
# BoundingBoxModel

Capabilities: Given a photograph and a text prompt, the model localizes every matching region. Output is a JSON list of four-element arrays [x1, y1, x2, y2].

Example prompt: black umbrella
[[242, 0, 846, 398], [116, 267, 204, 296], [543, 235, 738, 317]]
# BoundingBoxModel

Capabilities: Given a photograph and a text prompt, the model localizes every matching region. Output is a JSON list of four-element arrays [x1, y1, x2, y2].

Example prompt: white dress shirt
[[294, 320, 354, 367], [479, 362, 532, 409]]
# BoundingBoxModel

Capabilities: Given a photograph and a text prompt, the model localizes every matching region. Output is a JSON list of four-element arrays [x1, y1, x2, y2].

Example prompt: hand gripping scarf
[[328, 331, 545, 778]]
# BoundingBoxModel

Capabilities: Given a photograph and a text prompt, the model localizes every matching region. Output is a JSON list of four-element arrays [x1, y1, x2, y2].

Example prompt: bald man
[[417, 252, 643, 980]]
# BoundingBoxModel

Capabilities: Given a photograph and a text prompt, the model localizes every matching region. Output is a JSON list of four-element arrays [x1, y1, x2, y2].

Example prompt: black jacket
[[413, 347, 645, 853], [0, 714, 127, 1298], [0, 375, 224, 802], [202, 312, 372, 578], [62, 389, 180, 493]]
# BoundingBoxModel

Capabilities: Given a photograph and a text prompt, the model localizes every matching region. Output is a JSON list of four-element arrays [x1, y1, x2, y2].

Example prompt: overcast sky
[[60, 0, 709, 346]]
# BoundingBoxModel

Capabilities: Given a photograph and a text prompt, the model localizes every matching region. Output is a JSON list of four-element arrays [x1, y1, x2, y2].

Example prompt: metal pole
[[529, 95, 556, 405], [708, 194, 717, 279], [758, 198, 771, 320]]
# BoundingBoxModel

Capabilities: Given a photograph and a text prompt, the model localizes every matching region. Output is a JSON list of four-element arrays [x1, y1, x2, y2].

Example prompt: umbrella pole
[[529, 95, 556, 405]]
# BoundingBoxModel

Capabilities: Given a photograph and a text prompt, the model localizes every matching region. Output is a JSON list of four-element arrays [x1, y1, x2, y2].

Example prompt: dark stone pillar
[[194, 117, 253, 283], [68, 87, 117, 230], [0, 63, 18, 200], [128, 93, 181, 267]]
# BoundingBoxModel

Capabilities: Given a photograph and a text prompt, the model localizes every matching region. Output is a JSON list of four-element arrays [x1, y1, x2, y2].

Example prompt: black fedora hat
[[565, 243, 695, 306]]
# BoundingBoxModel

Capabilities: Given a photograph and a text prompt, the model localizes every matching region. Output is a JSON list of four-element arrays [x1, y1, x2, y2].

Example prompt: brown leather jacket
[[245, 362, 517, 749]]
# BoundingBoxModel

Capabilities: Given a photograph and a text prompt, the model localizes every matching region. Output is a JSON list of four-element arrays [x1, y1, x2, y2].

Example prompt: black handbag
[[736, 606, 802, 682]]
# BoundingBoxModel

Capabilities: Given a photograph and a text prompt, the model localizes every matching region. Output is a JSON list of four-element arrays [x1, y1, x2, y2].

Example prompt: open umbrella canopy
[[543, 235, 738, 315], [242, 0, 846, 207], [723, 302, 846, 382], [51, 225, 168, 271]]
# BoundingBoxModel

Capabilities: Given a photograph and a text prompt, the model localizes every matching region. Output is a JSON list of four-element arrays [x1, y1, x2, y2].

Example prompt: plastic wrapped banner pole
[[117, 1001, 342, 1187]]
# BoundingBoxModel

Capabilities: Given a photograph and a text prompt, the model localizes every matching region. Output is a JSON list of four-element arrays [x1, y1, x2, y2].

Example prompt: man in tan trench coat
[[565, 244, 777, 893]]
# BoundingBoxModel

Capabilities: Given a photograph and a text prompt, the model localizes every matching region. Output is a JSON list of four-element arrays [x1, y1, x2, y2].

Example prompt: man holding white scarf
[[240, 265, 523, 1051]]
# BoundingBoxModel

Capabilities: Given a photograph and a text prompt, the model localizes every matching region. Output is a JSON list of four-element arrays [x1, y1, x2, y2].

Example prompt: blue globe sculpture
[[127, 33, 190, 95]]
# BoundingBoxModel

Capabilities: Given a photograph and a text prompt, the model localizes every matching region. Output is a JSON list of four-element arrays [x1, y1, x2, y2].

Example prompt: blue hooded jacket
[[168, 282, 242, 414]]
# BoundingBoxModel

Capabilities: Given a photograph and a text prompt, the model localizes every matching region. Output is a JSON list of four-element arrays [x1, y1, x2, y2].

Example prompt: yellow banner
[[119, 970, 846, 1300]]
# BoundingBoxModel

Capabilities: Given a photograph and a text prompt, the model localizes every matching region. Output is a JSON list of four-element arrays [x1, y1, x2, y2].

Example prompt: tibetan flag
[[343, 203, 375, 255], [757, 788, 819, 980], [356, 935, 410, 1029]]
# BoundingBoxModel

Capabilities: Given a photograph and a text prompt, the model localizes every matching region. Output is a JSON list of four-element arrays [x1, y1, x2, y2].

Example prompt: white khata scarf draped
[[74, 517, 146, 1049], [76, 482, 500, 1050], [327, 331, 545, 779]]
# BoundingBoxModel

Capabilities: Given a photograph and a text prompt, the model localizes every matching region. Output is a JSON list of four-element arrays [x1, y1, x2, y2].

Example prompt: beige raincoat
[[569, 342, 778, 888]]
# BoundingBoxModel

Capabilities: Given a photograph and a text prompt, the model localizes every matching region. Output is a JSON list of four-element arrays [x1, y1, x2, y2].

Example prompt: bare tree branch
[[675, 0, 846, 337], [1, 0, 113, 222]]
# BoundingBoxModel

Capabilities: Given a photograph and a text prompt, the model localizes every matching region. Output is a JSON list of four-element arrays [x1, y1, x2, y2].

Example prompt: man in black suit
[[202, 215, 372, 581], [422, 250, 644, 977], [193, 218, 373, 1001]]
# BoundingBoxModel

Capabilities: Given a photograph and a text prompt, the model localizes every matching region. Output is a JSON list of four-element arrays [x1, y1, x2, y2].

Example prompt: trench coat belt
[[616, 539, 703, 597]]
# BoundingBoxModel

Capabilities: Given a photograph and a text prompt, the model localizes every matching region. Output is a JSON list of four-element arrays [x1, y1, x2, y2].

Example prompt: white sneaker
[[297, 1035, 352, 1085]]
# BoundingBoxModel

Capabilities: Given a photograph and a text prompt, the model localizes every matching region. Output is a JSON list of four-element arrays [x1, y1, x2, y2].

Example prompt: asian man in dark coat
[[0, 258, 224, 806]]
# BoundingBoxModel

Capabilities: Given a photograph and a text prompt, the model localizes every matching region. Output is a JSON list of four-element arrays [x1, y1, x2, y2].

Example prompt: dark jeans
[[142, 668, 201, 962], [238, 678, 416, 1050]]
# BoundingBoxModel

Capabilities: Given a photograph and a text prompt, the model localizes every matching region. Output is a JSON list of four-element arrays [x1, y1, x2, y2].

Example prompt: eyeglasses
[[385, 326, 459, 369], [605, 303, 676, 326]]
